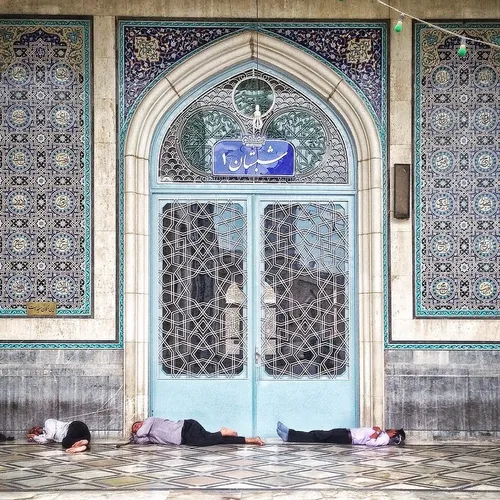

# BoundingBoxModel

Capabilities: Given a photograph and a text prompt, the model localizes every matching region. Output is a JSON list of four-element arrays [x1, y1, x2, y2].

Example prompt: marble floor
[[1, 440, 500, 499]]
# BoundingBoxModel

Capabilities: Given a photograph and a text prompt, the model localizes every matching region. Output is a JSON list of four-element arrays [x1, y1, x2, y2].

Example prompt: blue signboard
[[213, 140, 295, 177]]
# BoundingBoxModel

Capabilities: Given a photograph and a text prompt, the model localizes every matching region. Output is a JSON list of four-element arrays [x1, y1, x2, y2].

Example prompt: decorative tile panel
[[414, 23, 500, 318], [266, 24, 386, 121], [119, 22, 386, 127], [0, 19, 92, 316], [120, 23, 242, 123]]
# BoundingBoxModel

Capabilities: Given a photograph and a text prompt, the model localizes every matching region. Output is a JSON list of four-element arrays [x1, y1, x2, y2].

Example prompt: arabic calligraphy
[[26, 301, 57, 317], [213, 140, 295, 176]]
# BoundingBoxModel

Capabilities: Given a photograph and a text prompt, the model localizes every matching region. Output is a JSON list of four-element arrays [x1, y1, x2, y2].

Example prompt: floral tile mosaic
[[0, 19, 92, 318], [414, 22, 500, 319]]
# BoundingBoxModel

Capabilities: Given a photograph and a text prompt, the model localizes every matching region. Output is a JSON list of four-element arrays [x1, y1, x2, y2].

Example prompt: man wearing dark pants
[[27, 419, 91, 453], [277, 421, 405, 447], [131, 417, 264, 446]]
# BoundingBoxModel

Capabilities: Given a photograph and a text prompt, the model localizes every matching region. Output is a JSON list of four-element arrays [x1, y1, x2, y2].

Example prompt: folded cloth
[[0, 432, 14, 441]]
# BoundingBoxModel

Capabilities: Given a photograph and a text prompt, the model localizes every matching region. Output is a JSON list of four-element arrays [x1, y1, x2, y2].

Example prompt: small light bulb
[[394, 14, 404, 33], [458, 37, 467, 57]]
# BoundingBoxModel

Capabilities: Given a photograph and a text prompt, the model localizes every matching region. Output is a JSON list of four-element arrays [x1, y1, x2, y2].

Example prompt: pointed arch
[[123, 30, 384, 429]]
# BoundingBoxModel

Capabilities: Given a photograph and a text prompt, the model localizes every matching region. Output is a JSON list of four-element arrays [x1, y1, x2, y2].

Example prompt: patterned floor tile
[[468, 464, 500, 474], [171, 475, 229, 487], [367, 470, 418, 481], [410, 477, 470, 489], [442, 470, 496, 481], [244, 475, 306, 488], [66, 469, 118, 480], [0, 442, 500, 494], [94, 476, 151, 487], [0, 470, 39, 481], [9, 476, 71, 488], [215, 469, 267, 480], [329, 475, 389, 488], [293, 469, 341, 480]]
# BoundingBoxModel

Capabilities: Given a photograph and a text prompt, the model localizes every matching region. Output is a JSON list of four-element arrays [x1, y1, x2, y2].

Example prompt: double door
[[150, 193, 357, 437]]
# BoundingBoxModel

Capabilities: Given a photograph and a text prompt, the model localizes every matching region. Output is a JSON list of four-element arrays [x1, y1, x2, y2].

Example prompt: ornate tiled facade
[[118, 21, 387, 344], [267, 24, 386, 121], [119, 22, 386, 126], [158, 70, 350, 183], [414, 23, 500, 318], [0, 19, 92, 317]]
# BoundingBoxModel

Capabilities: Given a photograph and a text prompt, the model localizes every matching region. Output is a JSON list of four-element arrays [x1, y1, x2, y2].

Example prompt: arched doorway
[[123, 31, 384, 437]]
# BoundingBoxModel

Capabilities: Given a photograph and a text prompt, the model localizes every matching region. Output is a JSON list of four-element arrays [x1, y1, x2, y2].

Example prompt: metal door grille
[[158, 201, 247, 377], [260, 202, 349, 378]]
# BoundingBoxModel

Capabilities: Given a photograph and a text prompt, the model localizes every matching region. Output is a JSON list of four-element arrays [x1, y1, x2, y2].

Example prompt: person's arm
[[369, 426, 382, 440], [32, 433, 51, 444], [131, 417, 155, 444], [135, 418, 154, 438], [366, 431, 390, 447], [131, 434, 151, 444], [32, 420, 56, 444]]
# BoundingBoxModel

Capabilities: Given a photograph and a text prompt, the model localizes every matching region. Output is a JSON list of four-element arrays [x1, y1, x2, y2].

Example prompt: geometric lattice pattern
[[157, 199, 350, 379], [0, 19, 92, 316], [159, 201, 248, 377], [159, 70, 349, 184], [414, 23, 500, 317], [260, 202, 349, 378], [1, 442, 500, 492]]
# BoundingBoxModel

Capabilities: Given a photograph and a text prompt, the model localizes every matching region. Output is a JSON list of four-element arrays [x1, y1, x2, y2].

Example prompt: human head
[[386, 428, 406, 445], [28, 426, 43, 435], [131, 421, 143, 434]]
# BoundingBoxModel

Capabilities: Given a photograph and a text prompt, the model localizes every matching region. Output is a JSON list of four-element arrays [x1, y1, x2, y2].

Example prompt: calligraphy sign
[[26, 302, 57, 317], [213, 140, 295, 177]]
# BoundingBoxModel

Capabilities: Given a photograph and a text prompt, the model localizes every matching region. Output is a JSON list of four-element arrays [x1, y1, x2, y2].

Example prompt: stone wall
[[0, 350, 123, 439], [385, 350, 500, 441]]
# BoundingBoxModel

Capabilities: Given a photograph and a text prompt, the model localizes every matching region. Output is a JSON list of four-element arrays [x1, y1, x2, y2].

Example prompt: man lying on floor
[[276, 421, 405, 447], [131, 417, 264, 447], [27, 419, 91, 453]]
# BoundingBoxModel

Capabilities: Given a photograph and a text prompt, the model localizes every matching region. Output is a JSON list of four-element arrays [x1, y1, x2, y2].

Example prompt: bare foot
[[73, 439, 89, 447], [245, 436, 265, 446], [66, 439, 89, 453], [66, 444, 87, 453], [220, 426, 238, 437]]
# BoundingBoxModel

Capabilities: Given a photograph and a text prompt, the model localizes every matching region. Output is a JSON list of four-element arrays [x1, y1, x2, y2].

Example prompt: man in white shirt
[[276, 421, 405, 447], [27, 419, 91, 453]]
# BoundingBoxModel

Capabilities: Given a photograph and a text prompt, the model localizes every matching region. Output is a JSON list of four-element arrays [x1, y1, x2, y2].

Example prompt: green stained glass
[[232, 78, 275, 117], [180, 109, 242, 171]]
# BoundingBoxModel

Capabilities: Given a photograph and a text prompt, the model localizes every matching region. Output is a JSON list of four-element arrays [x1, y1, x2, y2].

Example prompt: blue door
[[150, 193, 357, 438]]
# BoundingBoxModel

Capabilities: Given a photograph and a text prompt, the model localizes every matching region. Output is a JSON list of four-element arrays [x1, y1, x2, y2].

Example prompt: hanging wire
[[376, 0, 500, 50], [252, 0, 263, 134], [255, 0, 260, 94]]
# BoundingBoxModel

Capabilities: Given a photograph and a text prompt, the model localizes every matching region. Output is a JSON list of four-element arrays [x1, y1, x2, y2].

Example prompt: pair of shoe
[[276, 421, 289, 442]]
